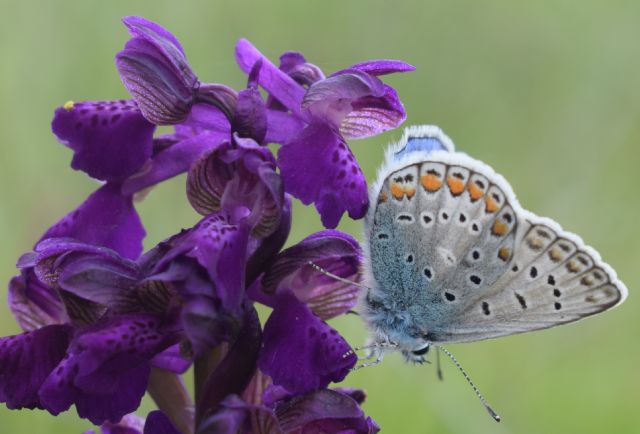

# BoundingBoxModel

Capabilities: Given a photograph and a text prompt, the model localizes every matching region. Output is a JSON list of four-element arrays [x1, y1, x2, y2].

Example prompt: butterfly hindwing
[[365, 127, 626, 345]]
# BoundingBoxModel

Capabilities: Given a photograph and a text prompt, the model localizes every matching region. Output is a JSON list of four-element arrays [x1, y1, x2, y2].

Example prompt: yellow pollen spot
[[421, 174, 442, 192], [467, 182, 484, 201], [491, 220, 509, 236], [566, 260, 580, 273], [498, 247, 510, 261], [63, 100, 75, 111], [447, 177, 465, 195], [484, 196, 499, 213], [549, 248, 563, 262]]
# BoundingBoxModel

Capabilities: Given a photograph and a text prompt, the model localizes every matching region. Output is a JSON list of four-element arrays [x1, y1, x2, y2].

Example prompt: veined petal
[[301, 70, 385, 127], [261, 230, 363, 319], [187, 139, 283, 237], [0, 325, 72, 410], [42, 184, 145, 260], [117, 17, 198, 125], [122, 17, 187, 73], [117, 40, 196, 125], [235, 39, 305, 114], [258, 294, 356, 395], [275, 389, 378, 433], [122, 130, 228, 195], [51, 100, 155, 182], [8, 271, 68, 331], [197, 395, 282, 434], [333, 59, 415, 77], [277, 124, 368, 228], [340, 84, 406, 139]]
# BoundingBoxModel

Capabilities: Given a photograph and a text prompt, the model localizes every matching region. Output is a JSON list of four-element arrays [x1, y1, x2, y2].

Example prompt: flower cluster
[[0, 16, 413, 434]]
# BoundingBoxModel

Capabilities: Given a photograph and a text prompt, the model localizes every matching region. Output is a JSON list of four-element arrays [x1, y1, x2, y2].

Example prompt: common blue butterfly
[[356, 125, 628, 418]]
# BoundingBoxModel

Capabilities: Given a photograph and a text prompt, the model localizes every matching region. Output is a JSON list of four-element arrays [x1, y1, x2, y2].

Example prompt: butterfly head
[[361, 290, 435, 362]]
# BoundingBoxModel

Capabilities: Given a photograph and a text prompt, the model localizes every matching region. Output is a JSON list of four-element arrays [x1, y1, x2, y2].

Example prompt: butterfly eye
[[412, 345, 430, 356]]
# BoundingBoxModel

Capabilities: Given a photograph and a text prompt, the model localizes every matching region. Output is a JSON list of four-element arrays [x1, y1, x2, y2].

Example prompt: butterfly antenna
[[437, 346, 501, 422], [306, 261, 371, 291]]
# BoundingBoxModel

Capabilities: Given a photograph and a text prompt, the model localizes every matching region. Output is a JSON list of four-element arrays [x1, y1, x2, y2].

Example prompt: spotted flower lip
[[235, 38, 414, 228], [51, 100, 155, 182], [258, 293, 357, 395]]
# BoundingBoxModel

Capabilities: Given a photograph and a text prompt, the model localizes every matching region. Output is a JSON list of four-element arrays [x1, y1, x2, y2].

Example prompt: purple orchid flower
[[235, 39, 414, 228], [0, 15, 414, 433]]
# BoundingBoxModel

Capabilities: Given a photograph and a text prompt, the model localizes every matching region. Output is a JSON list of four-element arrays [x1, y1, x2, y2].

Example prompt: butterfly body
[[361, 126, 627, 357]]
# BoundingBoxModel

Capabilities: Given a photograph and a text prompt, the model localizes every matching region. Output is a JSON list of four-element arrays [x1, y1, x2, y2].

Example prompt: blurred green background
[[1, 1, 639, 433]]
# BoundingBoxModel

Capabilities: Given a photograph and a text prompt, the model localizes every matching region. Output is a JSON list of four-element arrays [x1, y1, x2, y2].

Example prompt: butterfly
[[356, 125, 627, 419]]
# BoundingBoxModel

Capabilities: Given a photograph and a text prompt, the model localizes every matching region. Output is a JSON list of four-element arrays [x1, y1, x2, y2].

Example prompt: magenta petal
[[258, 294, 356, 394], [43, 184, 145, 260], [8, 271, 68, 331], [233, 86, 267, 143], [0, 325, 72, 410], [278, 124, 368, 228], [301, 71, 385, 127], [340, 84, 407, 139], [186, 139, 283, 237], [261, 230, 363, 319], [122, 130, 227, 195], [275, 389, 375, 433], [51, 100, 155, 182], [265, 110, 305, 144], [143, 410, 181, 434], [334, 59, 416, 77], [39, 315, 175, 425], [150, 345, 191, 374], [101, 414, 145, 434], [235, 39, 305, 114], [118, 17, 198, 125]]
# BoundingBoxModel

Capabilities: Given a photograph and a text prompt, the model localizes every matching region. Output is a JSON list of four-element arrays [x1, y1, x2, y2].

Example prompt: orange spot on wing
[[390, 183, 405, 200], [491, 220, 509, 236], [404, 187, 416, 198], [390, 184, 416, 200], [498, 247, 510, 261], [421, 174, 442, 192], [378, 191, 388, 203], [485, 196, 499, 213], [467, 182, 484, 201], [447, 177, 465, 196]]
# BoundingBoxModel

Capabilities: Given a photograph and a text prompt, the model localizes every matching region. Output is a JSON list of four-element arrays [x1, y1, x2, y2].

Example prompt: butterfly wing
[[364, 126, 627, 344]]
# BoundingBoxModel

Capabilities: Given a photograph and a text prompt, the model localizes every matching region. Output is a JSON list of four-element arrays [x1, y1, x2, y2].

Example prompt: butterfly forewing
[[367, 148, 626, 344]]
